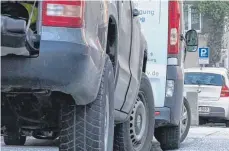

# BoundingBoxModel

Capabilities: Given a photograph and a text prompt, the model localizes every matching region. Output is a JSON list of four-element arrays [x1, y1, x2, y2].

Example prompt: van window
[[184, 72, 224, 86]]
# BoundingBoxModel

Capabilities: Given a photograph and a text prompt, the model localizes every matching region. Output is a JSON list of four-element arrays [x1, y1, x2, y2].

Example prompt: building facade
[[183, 1, 229, 69]]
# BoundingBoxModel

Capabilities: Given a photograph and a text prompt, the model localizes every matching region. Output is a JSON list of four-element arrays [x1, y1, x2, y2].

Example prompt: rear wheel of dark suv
[[59, 55, 115, 151]]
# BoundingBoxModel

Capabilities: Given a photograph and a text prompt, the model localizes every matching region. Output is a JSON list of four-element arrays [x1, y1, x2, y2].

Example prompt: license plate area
[[198, 106, 210, 113]]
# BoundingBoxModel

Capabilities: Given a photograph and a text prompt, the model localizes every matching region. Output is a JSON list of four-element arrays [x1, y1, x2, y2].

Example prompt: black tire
[[155, 125, 180, 150], [59, 56, 115, 151], [199, 118, 207, 125], [180, 98, 191, 143], [3, 132, 26, 145], [226, 121, 229, 127], [113, 73, 155, 151]]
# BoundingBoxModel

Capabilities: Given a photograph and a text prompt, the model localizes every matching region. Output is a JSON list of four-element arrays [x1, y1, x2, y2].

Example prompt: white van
[[134, 0, 199, 149]]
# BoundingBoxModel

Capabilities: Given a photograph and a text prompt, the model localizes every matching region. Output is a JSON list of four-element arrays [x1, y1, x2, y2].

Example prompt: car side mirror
[[133, 9, 140, 17], [185, 29, 198, 52]]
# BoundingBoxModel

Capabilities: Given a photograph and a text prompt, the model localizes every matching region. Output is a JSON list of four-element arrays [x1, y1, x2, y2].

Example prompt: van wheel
[[180, 98, 191, 143], [113, 73, 155, 151], [59, 56, 115, 151], [154, 125, 180, 150], [4, 132, 26, 145]]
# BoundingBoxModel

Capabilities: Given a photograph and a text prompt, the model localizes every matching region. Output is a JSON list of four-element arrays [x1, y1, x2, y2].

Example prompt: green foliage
[[193, 1, 229, 65], [196, 1, 229, 21]]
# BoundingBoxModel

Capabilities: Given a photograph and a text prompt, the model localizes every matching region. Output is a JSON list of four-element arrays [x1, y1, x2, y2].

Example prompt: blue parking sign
[[198, 47, 210, 65], [198, 48, 209, 58]]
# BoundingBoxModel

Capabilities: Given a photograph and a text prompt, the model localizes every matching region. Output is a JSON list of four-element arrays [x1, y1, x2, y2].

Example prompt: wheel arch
[[142, 49, 148, 73], [141, 33, 148, 73], [107, 2, 119, 88]]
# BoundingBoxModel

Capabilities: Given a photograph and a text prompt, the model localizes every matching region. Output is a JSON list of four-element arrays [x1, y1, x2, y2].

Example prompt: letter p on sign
[[201, 49, 207, 56]]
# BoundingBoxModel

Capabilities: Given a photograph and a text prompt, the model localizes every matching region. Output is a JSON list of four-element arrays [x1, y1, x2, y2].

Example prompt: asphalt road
[[171, 126, 229, 151], [1, 126, 229, 151]]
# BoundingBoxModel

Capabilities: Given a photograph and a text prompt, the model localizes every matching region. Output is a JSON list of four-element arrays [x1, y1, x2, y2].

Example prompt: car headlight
[[166, 80, 175, 97]]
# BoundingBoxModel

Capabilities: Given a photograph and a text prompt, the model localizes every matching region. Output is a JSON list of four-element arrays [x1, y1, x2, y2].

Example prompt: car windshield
[[184, 72, 223, 86]]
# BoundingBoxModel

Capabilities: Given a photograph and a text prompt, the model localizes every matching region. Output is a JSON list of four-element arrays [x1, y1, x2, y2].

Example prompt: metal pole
[[186, 92, 199, 126], [200, 64, 204, 70]]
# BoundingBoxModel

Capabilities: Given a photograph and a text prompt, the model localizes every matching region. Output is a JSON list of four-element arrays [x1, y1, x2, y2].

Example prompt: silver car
[[184, 67, 229, 127]]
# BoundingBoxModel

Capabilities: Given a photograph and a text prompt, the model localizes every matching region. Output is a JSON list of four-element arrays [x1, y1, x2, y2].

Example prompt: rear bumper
[[1, 39, 105, 105], [199, 98, 229, 120], [199, 107, 225, 119], [154, 107, 171, 128], [155, 66, 184, 127]]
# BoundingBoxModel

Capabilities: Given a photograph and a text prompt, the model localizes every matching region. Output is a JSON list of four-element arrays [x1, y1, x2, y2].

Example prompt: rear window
[[184, 72, 224, 86]]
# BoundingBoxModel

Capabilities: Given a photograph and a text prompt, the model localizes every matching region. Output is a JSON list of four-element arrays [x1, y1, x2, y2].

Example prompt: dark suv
[[1, 1, 155, 151]]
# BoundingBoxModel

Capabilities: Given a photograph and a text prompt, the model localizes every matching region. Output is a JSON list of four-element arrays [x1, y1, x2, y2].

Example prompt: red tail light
[[220, 85, 229, 97], [42, 1, 84, 28], [168, 0, 180, 54], [155, 111, 160, 116]]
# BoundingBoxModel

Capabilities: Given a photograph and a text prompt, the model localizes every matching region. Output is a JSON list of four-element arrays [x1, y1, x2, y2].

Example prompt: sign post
[[198, 47, 210, 69]]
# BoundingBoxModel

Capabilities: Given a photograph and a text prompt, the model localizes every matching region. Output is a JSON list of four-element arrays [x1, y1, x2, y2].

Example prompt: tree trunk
[[206, 18, 224, 66]]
